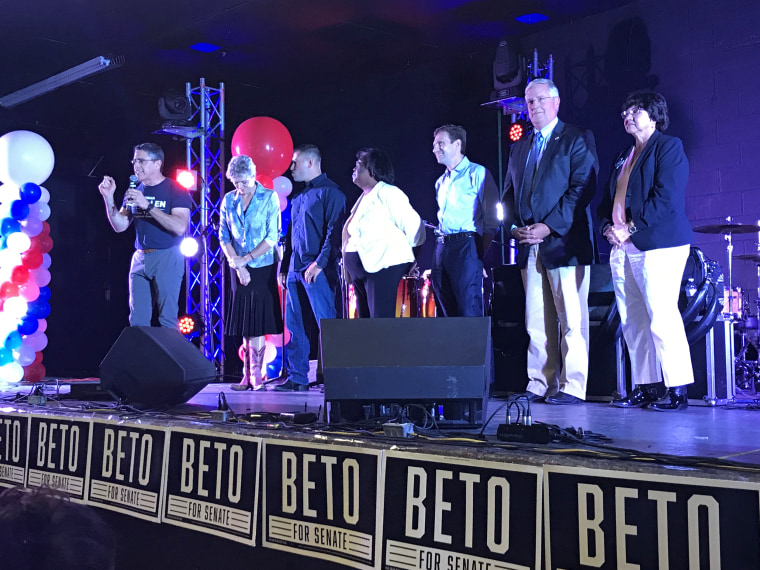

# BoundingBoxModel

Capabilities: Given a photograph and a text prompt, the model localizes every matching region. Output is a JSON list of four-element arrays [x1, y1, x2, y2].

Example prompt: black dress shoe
[[611, 383, 664, 408], [512, 391, 544, 403], [649, 386, 688, 411], [273, 380, 310, 392], [545, 391, 583, 405]]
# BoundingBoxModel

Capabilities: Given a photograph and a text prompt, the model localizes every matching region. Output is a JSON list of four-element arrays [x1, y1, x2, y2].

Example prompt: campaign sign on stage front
[[87, 420, 169, 521], [27, 415, 92, 500], [262, 440, 382, 570], [0, 414, 28, 488], [545, 465, 760, 569], [162, 428, 260, 545], [382, 451, 543, 570]]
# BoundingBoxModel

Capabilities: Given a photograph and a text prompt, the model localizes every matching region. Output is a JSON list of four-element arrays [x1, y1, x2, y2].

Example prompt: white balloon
[[3, 296, 28, 319], [37, 319, 47, 333], [41, 253, 51, 269], [38, 187, 50, 204], [0, 131, 55, 186], [273, 176, 293, 197], [32, 267, 51, 287], [6, 232, 30, 254], [0, 362, 23, 383], [36, 202, 51, 221], [24, 331, 47, 352], [0, 249, 21, 269], [13, 343, 35, 366], [0, 319, 17, 341], [0, 184, 20, 203]]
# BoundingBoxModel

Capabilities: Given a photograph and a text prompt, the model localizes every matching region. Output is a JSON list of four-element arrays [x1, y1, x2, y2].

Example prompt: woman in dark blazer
[[598, 91, 694, 411]]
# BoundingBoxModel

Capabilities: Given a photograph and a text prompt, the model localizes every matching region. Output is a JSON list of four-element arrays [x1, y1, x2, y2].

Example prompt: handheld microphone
[[127, 175, 139, 214]]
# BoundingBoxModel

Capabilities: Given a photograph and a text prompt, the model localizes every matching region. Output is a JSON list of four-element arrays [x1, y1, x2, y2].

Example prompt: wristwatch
[[628, 224, 638, 235], [145, 203, 155, 213]]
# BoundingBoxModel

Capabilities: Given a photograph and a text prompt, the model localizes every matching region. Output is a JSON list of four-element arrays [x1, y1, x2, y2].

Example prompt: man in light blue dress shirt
[[431, 124, 500, 317]]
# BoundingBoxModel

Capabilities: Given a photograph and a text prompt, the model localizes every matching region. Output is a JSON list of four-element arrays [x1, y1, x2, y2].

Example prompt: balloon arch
[[0, 130, 55, 386]]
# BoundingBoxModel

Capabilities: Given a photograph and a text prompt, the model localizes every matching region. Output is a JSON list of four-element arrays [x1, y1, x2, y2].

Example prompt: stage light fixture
[[158, 90, 192, 121], [176, 169, 198, 191], [0, 56, 124, 109], [180, 237, 199, 257], [179, 313, 204, 338], [508, 119, 530, 142]]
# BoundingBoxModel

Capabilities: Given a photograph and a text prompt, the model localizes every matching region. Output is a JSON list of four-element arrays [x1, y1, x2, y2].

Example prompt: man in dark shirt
[[277, 144, 346, 391], [98, 142, 192, 328]]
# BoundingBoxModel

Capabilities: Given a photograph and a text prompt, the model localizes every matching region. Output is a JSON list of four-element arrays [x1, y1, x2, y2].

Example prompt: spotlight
[[179, 313, 203, 338], [508, 119, 530, 142], [180, 237, 199, 257], [176, 169, 197, 191], [158, 89, 191, 121]]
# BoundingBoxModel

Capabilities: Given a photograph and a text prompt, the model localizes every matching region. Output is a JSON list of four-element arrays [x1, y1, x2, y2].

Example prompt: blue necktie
[[519, 131, 544, 224]]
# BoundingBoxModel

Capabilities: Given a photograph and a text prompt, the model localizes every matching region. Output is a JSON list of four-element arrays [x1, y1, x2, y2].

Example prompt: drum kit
[[693, 217, 760, 392]]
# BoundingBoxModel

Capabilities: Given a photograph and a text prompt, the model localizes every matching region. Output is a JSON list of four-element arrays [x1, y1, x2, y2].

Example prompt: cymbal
[[693, 223, 759, 234], [735, 253, 760, 263]]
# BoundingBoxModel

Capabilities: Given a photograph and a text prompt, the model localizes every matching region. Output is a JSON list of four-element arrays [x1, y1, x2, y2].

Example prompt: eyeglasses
[[131, 158, 158, 165], [620, 107, 644, 119], [525, 95, 556, 105]]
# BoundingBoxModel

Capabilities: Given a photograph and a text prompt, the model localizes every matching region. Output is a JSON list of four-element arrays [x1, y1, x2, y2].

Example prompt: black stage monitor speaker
[[99, 327, 217, 408], [321, 317, 491, 427]]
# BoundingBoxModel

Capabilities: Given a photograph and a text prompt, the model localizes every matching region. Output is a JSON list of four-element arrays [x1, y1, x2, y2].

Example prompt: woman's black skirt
[[225, 263, 283, 338]]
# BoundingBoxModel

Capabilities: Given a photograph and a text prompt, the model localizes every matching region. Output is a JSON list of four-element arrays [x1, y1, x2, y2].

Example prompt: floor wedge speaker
[[99, 326, 217, 407], [321, 317, 491, 427]]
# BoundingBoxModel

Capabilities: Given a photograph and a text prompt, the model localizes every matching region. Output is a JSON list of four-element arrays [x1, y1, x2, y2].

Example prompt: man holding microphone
[[98, 143, 192, 328]]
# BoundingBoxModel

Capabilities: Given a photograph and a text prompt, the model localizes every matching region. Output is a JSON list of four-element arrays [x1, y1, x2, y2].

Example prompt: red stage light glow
[[509, 122, 525, 142], [176, 169, 197, 191], [179, 315, 196, 335]]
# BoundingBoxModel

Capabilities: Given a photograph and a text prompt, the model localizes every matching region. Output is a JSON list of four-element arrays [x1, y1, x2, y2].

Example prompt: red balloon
[[231, 117, 294, 179], [36, 234, 53, 254], [40, 221, 50, 236], [256, 174, 274, 189], [23, 361, 46, 383], [33, 351, 43, 366], [10, 266, 29, 285], [0, 282, 18, 300], [22, 248, 43, 270]]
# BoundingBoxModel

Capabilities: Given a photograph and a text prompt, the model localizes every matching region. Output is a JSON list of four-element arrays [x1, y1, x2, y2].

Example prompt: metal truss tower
[[184, 79, 225, 373]]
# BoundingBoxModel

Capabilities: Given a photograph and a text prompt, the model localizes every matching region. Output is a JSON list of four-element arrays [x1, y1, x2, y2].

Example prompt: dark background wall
[[9, 0, 759, 378]]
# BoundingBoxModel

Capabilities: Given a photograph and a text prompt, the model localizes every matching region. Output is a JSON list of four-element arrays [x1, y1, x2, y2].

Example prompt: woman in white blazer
[[343, 148, 425, 318]]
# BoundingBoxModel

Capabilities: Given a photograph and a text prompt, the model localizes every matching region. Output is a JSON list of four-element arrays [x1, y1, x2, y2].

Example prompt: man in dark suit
[[503, 78, 599, 404]]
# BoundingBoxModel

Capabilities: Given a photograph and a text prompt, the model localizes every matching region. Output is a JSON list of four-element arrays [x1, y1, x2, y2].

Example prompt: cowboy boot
[[231, 344, 252, 391], [251, 345, 267, 391]]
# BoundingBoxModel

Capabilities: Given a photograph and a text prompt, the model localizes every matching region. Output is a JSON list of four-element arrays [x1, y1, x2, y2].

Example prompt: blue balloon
[[28, 301, 51, 319], [10, 200, 29, 221], [17, 317, 38, 336], [0, 218, 20, 236], [20, 182, 42, 205], [0, 347, 12, 366], [266, 346, 284, 379], [280, 200, 291, 238], [4, 331, 21, 351], [37, 286, 51, 302]]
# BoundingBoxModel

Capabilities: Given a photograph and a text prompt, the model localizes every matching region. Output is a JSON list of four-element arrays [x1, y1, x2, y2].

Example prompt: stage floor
[[173, 381, 760, 468], [5, 375, 760, 469]]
